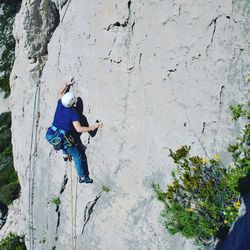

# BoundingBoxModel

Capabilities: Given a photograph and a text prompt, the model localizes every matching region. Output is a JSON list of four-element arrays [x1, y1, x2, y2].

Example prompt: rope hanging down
[[74, 170, 78, 249], [28, 80, 41, 250], [70, 159, 77, 250], [26, 1, 73, 248], [61, 0, 72, 23]]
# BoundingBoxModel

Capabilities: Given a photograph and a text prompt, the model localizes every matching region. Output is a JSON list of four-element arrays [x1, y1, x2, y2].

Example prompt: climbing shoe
[[63, 153, 72, 162], [79, 176, 93, 184], [63, 153, 69, 161]]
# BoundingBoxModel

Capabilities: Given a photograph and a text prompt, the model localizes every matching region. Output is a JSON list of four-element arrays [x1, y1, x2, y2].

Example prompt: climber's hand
[[59, 81, 74, 96], [65, 78, 75, 87], [97, 122, 103, 128], [92, 122, 102, 130], [70, 77, 75, 84], [95, 120, 103, 129], [65, 82, 74, 87]]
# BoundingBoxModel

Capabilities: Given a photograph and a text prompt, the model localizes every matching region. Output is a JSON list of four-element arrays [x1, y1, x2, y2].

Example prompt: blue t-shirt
[[52, 99, 80, 133]]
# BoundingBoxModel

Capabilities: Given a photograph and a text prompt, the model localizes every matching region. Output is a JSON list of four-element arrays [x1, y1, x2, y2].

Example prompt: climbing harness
[[46, 125, 74, 150], [64, 134, 75, 148], [46, 126, 65, 150]]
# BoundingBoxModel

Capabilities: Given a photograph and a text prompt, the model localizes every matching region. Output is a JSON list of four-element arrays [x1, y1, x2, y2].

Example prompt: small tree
[[154, 100, 250, 246]]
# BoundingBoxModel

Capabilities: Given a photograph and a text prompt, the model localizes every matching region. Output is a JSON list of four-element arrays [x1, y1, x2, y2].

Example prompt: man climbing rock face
[[49, 80, 102, 183]]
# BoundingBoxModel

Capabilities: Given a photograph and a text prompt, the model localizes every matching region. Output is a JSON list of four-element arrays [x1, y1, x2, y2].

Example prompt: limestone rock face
[[2, 0, 250, 249]]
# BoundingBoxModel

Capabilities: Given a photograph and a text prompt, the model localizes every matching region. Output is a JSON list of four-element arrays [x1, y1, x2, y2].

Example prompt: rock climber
[[49, 79, 102, 184], [66, 96, 99, 180]]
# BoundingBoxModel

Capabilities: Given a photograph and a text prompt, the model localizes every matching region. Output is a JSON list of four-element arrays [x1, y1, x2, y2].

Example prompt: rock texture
[[0, 0, 249, 249]]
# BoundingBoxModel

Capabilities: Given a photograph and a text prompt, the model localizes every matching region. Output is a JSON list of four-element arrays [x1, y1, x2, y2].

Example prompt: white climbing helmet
[[61, 92, 76, 108]]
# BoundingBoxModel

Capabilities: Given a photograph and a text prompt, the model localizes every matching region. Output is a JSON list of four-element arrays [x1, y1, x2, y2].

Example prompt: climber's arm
[[59, 84, 70, 97], [73, 121, 100, 133], [58, 78, 75, 97]]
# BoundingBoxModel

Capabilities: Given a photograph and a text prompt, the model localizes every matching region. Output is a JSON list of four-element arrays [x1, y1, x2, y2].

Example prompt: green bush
[[229, 104, 245, 120], [0, 147, 13, 170], [0, 0, 22, 97], [0, 162, 18, 187], [0, 233, 26, 250], [0, 76, 11, 98], [0, 111, 11, 127], [51, 197, 61, 206], [0, 183, 20, 206], [154, 100, 250, 246], [0, 112, 13, 172], [101, 185, 110, 192], [0, 112, 13, 171], [0, 112, 20, 207], [0, 130, 12, 153]]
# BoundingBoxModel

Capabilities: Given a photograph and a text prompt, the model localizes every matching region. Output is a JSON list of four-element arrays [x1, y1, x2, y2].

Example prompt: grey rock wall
[[1, 0, 249, 249]]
